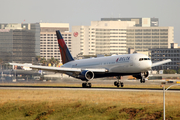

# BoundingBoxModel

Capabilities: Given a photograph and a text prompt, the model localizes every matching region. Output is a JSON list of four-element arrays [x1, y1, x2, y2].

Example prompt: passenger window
[[139, 58, 143, 61]]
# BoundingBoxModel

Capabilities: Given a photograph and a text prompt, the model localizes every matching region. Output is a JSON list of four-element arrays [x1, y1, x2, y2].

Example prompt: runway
[[1, 86, 180, 93], [1, 76, 180, 92]]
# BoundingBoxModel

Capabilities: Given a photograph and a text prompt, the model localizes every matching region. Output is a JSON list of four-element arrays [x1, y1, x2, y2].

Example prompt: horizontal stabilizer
[[152, 59, 171, 67]]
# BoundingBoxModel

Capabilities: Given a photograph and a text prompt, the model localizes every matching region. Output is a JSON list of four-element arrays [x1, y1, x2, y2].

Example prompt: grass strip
[[0, 89, 180, 119]]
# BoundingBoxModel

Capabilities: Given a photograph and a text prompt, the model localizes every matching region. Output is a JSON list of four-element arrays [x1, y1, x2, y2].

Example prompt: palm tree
[[40, 57, 47, 66], [36, 56, 41, 64], [46, 58, 60, 67], [49, 57, 56, 66], [55, 59, 60, 67]]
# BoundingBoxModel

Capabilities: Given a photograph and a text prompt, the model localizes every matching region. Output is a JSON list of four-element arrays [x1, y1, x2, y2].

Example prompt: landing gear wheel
[[143, 79, 145, 83], [114, 81, 118, 86], [82, 83, 86, 88], [82, 83, 91, 88], [88, 83, 91, 88], [114, 76, 124, 88], [140, 78, 145, 83], [117, 83, 119, 87], [140, 79, 142, 83], [114, 81, 124, 87], [121, 82, 124, 87]]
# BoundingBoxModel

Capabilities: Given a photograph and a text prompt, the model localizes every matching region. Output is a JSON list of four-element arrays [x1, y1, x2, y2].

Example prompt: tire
[[143, 79, 145, 83], [117, 83, 119, 87], [140, 79, 143, 83], [121, 83, 124, 87], [88, 83, 91, 88], [82, 83, 85, 88], [82, 83, 87, 88], [114, 81, 117, 86]]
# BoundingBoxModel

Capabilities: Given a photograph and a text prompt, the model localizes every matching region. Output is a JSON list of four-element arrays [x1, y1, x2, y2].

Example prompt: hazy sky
[[0, 0, 180, 44]]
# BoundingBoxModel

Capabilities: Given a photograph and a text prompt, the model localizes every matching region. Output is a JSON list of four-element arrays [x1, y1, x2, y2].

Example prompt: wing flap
[[152, 59, 171, 67]]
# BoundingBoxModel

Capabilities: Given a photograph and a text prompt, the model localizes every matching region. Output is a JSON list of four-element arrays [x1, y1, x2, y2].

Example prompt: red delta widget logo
[[73, 32, 78, 37], [116, 56, 130, 62]]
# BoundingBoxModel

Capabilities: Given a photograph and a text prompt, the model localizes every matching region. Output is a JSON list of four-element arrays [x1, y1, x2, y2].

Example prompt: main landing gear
[[82, 82, 91, 88], [114, 76, 124, 87]]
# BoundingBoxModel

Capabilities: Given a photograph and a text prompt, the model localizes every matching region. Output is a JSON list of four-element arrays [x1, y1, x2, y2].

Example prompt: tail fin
[[56, 30, 74, 64]]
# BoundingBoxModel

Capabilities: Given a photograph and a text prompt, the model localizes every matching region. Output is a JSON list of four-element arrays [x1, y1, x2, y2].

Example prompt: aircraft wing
[[9, 63, 108, 73], [151, 59, 171, 67]]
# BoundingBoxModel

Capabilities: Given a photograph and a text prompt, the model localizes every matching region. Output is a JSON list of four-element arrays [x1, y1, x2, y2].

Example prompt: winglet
[[56, 30, 74, 64]]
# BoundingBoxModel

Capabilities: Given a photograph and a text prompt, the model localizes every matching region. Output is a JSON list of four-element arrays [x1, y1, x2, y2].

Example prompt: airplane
[[10, 30, 171, 88]]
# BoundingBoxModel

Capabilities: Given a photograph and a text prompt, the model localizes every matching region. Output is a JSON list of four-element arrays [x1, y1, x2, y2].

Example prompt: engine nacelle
[[79, 70, 94, 81], [133, 71, 149, 79]]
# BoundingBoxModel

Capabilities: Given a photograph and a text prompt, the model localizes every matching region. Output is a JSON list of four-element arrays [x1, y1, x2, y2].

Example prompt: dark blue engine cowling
[[79, 70, 94, 81]]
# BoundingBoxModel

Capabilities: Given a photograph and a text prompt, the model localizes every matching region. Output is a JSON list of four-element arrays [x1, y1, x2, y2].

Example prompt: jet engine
[[79, 70, 94, 81], [133, 71, 149, 79]]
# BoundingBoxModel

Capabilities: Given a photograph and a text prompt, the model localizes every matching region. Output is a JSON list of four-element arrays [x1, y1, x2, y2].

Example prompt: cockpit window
[[139, 58, 143, 61], [139, 58, 150, 61]]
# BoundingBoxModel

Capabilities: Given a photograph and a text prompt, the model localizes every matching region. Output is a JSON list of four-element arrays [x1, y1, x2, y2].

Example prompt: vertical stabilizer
[[56, 30, 74, 64]]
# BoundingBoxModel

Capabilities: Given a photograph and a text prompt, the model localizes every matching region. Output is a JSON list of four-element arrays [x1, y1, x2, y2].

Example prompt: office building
[[101, 17, 159, 27], [0, 23, 40, 63], [126, 27, 174, 52], [71, 20, 174, 58], [149, 43, 180, 70], [40, 23, 72, 63], [71, 21, 136, 57]]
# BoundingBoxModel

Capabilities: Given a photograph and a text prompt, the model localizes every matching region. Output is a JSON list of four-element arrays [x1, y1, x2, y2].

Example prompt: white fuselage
[[62, 53, 152, 74]]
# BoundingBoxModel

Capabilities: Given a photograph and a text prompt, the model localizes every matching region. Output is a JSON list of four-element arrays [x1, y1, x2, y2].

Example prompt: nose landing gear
[[140, 78, 145, 83], [140, 72, 146, 83]]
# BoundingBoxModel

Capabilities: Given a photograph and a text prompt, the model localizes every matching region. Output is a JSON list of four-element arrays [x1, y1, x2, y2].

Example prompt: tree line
[[163, 69, 180, 74], [36, 56, 61, 67]]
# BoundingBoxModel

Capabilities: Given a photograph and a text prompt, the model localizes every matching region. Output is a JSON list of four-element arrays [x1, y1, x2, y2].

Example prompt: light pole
[[166, 84, 180, 91], [161, 85, 165, 120], [162, 84, 180, 120]]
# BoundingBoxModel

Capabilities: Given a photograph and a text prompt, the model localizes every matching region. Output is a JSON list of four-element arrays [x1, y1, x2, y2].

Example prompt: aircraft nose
[[147, 61, 152, 69]]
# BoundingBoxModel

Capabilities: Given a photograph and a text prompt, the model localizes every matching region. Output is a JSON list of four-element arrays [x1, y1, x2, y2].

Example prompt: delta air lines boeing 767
[[10, 30, 171, 88]]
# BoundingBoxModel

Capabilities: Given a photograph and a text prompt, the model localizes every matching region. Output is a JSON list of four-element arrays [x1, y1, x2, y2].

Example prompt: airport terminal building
[[0, 23, 40, 63]]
